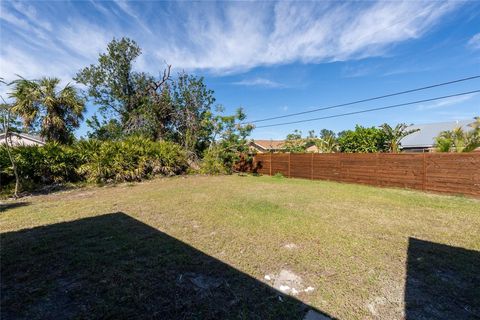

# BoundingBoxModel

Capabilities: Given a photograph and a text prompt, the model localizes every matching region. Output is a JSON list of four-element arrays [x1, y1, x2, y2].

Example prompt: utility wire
[[254, 90, 480, 129], [247, 75, 480, 124]]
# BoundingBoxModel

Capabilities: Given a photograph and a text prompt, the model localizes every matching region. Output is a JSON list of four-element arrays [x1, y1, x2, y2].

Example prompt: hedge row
[[0, 137, 188, 192]]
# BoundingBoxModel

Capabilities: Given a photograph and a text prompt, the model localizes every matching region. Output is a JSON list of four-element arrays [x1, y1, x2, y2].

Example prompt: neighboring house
[[249, 140, 286, 153], [305, 145, 320, 153], [400, 120, 474, 152], [0, 132, 46, 146]]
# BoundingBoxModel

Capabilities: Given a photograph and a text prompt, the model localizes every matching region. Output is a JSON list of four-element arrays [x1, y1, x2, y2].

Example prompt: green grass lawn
[[1, 175, 479, 319]]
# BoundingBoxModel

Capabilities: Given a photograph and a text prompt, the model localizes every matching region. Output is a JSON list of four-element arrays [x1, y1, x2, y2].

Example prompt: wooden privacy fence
[[252, 153, 480, 196]]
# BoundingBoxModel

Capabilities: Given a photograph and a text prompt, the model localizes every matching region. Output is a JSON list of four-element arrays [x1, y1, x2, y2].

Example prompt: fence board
[[252, 153, 480, 197]]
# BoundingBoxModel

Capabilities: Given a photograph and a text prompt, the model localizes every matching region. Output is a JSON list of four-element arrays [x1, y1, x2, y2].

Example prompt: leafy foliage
[[1, 142, 79, 189], [307, 129, 339, 153], [337, 125, 387, 153], [76, 38, 220, 160], [284, 130, 307, 152], [380, 123, 419, 153], [75, 38, 147, 121], [0, 138, 187, 191], [76, 137, 187, 183], [435, 119, 480, 152], [200, 108, 253, 174]]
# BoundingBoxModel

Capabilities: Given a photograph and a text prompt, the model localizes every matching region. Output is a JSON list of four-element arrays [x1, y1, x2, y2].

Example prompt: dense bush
[[0, 137, 187, 192], [338, 125, 387, 153], [1, 142, 80, 189], [200, 146, 231, 175], [76, 137, 187, 183]]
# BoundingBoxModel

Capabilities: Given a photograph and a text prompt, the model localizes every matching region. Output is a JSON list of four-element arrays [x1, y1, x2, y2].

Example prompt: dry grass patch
[[1, 175, 479, 319]]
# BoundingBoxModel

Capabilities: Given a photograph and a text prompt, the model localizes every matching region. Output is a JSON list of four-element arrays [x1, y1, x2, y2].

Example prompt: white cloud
[[154, 1, 460, 73], [233, 77, 286, 88], [468, 33, 480, 50], [10, 1, 52, 31], [0, 0, 463, 83]]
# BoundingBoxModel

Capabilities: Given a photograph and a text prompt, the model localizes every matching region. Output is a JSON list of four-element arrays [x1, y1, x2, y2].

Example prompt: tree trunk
[[3, 111, 20, 198]]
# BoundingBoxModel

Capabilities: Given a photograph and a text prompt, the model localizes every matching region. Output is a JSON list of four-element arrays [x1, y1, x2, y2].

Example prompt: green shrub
[[338, 125, 387, 153], [1, 143, 79, 186], [76, 137, 187, 183], [0, 137, 188, 193], [200, 146, 230, 175]]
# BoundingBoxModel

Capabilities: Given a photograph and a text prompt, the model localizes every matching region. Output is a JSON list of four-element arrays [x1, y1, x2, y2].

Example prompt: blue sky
[[1, 0, 479, 139]]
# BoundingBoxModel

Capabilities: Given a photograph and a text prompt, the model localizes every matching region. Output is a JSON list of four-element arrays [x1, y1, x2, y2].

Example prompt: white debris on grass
[[279, 285, 291, 293], [266, 269, 316, 296], [283, 243, 298, 249]]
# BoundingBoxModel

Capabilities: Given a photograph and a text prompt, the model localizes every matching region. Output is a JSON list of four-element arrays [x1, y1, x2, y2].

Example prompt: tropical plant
[[435, 120, 480, 152], [10, 77, 85, 143], [76, 137, 187, 183], [380, 123, 420, 153], [313, 135, 339, 153], [306, 129, 339, 153]]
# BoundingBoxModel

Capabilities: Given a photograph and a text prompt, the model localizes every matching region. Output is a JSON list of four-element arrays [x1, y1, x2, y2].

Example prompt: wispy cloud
[[233, 77, 286, 88], [416, 92, 478, 110], [0, 0, 462, 84], [467, 33, 480, 50]]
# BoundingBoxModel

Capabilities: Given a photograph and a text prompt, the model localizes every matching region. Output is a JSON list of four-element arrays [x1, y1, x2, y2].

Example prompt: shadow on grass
[[1, 212, 331, 320], [405, 237, 480, 319], [0, 202, 30, 213]]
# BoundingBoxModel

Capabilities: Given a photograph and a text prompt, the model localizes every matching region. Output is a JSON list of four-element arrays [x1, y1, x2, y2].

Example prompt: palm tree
[[10, 77, 85, 143], [435, 121, 480, 152], [380, 123, 420, 153], [313, 135, 339, 153]]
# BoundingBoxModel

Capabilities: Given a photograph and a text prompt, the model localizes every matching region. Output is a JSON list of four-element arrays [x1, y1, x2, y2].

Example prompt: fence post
[[311, 153, 314, 180], [269, 152, 272, 176], [288, 153, 291, 178], [422, 153, 427, 191], [376, 153, 380, 186], [339, 153, 343, 181]]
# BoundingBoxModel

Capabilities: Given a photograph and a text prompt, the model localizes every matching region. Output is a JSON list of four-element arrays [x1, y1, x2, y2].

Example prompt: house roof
[[0, 132, 46, 144], [400, 120, 474, 148], [251, 140, 286, 150]]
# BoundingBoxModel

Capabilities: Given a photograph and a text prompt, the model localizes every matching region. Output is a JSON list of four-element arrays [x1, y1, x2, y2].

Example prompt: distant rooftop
[[401, 120, 474, 148], [0, 132, 45, 143], [251, 140, 285, 150]]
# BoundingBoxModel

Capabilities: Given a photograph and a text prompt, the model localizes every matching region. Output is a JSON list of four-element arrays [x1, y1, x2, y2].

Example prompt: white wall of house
[[0, 134, 45, 146]]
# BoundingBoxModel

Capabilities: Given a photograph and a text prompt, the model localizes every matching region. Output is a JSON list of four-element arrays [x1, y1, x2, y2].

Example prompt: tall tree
[[171, 73, 216, 158], [75, 38, 144, 120], [380, 123, 419, 153], [75, 37, 173, 140], [10, 77, 85, 143]]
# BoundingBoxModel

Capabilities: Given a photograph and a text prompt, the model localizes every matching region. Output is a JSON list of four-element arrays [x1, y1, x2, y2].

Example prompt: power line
[[247, 75, 480, 124], [254, 90, 480, 129]]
